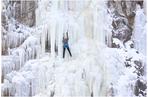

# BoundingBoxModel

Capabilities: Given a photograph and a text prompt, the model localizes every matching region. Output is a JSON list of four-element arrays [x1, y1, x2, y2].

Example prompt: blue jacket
[[63, 32, 69, 48]]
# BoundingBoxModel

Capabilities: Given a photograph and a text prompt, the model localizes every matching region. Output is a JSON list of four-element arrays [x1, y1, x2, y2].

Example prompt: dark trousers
[[63, 46, 72, 58]]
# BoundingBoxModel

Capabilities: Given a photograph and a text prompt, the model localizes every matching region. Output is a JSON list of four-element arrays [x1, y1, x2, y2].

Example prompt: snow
[[113, 38, 124, 48]]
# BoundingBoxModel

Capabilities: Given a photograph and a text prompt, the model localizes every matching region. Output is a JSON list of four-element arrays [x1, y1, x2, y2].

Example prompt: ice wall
[[35, 0, 112, 57], [133, 4, 147, 55]]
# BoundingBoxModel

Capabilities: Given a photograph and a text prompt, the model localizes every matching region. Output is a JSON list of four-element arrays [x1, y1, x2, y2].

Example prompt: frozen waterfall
[[35, 0, 112, 57], [1, 0, 146, 97]]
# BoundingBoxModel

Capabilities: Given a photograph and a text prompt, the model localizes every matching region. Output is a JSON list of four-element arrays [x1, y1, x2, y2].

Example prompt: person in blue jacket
[[63, 31, 72, 58]]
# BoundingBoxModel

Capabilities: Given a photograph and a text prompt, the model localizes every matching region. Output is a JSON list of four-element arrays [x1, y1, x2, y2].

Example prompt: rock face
[[107, 1, 147, 97], [107, 0, 144, 47], [13, 1, 36, 27], [2, 0, 36, 27]]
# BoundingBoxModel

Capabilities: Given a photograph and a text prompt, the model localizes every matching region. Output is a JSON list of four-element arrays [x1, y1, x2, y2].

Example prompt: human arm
[[66, 32, 69, 40]]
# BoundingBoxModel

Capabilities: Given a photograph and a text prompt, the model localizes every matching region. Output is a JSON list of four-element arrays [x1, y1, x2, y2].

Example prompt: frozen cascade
[[2, 34, 41, 83], [36, 0, 112, 57], [2, 23, 41, 82], [133, 4, 147, 55], [2, 55, 55, 97]]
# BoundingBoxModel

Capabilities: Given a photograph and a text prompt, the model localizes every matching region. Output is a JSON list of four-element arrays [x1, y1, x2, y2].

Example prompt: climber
[[63, 31, 72, 58]]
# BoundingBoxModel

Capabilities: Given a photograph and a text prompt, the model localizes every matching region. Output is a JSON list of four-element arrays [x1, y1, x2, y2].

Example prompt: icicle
[[41, 25, 46, 55], [57, 20, 63, 58], [31, 79, 34, 96], [47, 24, 51, 52], [93, 6, 98, 41], [19, 49, 22, 69], [50, 21, 56, 58], [105, 13, 112, 47], [13, 2, 16, 18], [83, 10, 93, 39]]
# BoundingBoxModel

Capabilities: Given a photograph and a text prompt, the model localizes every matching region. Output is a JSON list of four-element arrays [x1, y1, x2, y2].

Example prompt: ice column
[[96, 1, 106, 44], [41, 25, 47, 55], [133, 4, 146, 55], [57, 20, 64, 58], [50, 20, 56, 58], [93, 4, 98, 41]]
